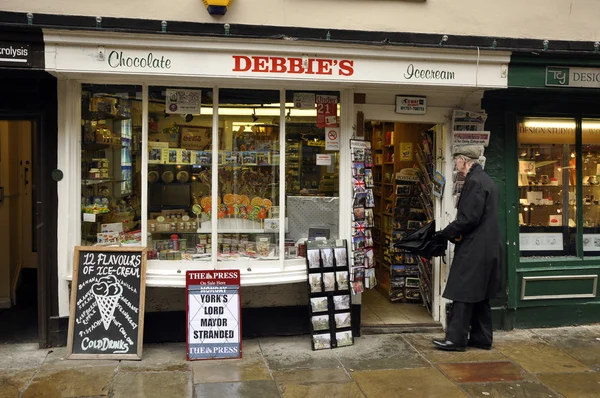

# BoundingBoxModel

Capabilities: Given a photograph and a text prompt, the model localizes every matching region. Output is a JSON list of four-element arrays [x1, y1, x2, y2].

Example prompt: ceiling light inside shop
[[200, 107, 318, 117], [523, 119, 600, 129]]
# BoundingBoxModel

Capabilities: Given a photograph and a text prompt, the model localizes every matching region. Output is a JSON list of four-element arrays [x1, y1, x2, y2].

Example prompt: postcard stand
[[306, 239, 354, 350], [350, 139, 376, 294]]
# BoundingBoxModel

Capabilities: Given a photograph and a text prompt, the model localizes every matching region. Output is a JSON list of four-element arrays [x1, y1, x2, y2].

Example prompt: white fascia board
[[43, 29, 510, 89], [43, 29, 510, 64]]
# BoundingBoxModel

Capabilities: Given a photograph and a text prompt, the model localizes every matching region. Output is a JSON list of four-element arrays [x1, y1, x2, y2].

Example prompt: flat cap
[[453, 145, 482, 159]]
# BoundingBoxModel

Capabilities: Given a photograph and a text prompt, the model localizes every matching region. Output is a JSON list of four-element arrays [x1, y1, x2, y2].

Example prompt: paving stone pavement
[[2, 324, 600, 397]]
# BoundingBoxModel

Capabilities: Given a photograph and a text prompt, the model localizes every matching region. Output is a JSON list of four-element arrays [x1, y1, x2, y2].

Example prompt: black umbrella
[[393, 221, 447, 258]]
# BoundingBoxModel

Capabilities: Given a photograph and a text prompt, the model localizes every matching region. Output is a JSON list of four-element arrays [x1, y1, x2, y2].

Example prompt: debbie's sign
[[67, 246, 147, 360], [186, 270, 241, 360]]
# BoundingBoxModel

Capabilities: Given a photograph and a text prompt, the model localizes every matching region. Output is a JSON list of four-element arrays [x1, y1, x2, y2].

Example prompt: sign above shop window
[[546, 66, 600, 88], [0, 42, 31, 67], [44, 32, 510, 88], [395, 95, 427, 114]]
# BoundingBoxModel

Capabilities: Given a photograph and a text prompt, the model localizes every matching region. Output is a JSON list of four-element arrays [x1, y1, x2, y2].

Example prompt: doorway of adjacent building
[[361, 120, 442, 330], [0, 119, 38, 343]]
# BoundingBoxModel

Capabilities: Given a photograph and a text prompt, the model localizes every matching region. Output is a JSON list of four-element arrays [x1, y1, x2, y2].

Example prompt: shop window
[[517, 117, 577, 257], [138, 87, 340, 264], [216, 89, 281, 262], [581, 118, 600, 256], [285, 90, 340, 253], [146, 87, 213, 260], [80, 84, 142, 246]]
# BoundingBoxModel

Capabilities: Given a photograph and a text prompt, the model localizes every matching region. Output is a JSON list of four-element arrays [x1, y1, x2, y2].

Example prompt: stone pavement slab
[[272, 368, 361, 397], [437, 361, 526, 383], [459, 380, 563, 398], [494, 340, 591, 374], [279, 381, 365, 398], [0, 344, 49, 370], [118, 343, 189, 373], [112, 371, 193, 398], [352, 368, 467, 397], [41, 347, 120, 370], [191, 354, 271, 383], [532, 325, 600, 371], [333, 334, 429, 371], [538, 371, 600, 398], [259, 336, 341, 370], [0, 370, 35, 398], [402, 333, 508, 363], [194, 380, 280, 398], [21, 366, 115, 398], [272, 368, 352, 385]]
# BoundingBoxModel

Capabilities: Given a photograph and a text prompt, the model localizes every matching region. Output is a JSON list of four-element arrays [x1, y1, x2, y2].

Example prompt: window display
[[80, 85, 341, 266], [145, 87, 214, 260], [516, 117, 600, 256], [81, 85, 142, 246], [285, 90, 340, 256]]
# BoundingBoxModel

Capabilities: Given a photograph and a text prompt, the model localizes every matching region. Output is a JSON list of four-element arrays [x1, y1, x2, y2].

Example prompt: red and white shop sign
[[316, 94, 338, 128], [186, 270, 241, 361]]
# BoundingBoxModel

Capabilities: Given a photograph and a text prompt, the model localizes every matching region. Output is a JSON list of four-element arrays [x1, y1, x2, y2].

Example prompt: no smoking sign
[[325, 127, 340, 151]]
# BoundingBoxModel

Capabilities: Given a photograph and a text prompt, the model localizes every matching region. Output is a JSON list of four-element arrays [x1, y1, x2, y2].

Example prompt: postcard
[[352, 177, 366, 193], [313, 333, 331, 350], [336, 330, 353, 347], [323, 272, 336, 291], [310, 297, 329, 313], [336, 271, 349, 290], [334, 247, 347, 267], [333, 295, 350, 310], [307, 249, 321, 269], [352, 162, 365, 176], [312, 315, 330, 331], [335, 312, 352, 329], [308, 273, 322, 293], [353, 206, 365, 221], [364, 169, 374, 187], [321, 248, 334, 268], [364, 209, 374, 227]]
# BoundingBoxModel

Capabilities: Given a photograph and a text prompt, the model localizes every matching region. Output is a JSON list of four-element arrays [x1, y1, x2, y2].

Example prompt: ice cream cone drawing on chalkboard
[[92, 275, 123, 330]]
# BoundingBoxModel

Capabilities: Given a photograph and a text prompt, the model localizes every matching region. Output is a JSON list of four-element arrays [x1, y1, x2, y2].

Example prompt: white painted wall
[[4, 0, 599, 42]]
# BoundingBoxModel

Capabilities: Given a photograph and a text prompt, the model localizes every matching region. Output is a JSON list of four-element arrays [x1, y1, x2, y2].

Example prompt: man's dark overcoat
[[441, 163, 502, 303]]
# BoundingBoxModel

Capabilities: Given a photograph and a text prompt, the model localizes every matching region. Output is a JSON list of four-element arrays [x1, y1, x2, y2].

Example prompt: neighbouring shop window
[[81, 84, 142, 246], [517, 117, 579, 257], [581, 118, 600, 256], [146, 87, 213, 261], [285, 90, 340, 252]]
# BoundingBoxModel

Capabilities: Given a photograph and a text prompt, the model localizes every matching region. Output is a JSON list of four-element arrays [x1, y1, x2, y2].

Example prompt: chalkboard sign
[[67, 246, 147, 360]]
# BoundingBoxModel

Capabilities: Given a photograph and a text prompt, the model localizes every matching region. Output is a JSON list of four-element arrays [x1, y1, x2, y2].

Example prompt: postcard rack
[[305, 239, 354, 350]]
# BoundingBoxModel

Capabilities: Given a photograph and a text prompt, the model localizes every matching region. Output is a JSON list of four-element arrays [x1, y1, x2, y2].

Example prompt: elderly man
[[432, 145, 502, 351]]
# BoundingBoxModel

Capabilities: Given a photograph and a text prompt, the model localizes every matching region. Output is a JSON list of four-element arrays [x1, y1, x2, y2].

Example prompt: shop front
[[482, 54, 600, 328], [44, 28, 509, 341]]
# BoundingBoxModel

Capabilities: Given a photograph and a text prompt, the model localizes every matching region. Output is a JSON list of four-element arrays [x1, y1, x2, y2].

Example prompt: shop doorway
[[361, 120, 442, 330], [0, 119, 38, 343]]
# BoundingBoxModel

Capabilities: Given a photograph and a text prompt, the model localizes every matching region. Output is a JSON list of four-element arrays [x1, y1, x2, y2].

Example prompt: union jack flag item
[[353, 221, 366, 236], [353, 177, 366, 192]]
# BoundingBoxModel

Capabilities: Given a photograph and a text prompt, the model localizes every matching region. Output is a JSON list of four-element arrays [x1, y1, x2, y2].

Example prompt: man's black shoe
[[432, 339, 466, 352], [468, 341, 492, 350]]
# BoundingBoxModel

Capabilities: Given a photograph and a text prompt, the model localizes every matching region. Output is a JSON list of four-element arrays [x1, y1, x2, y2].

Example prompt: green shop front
[[483, 55, 600, 328]]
